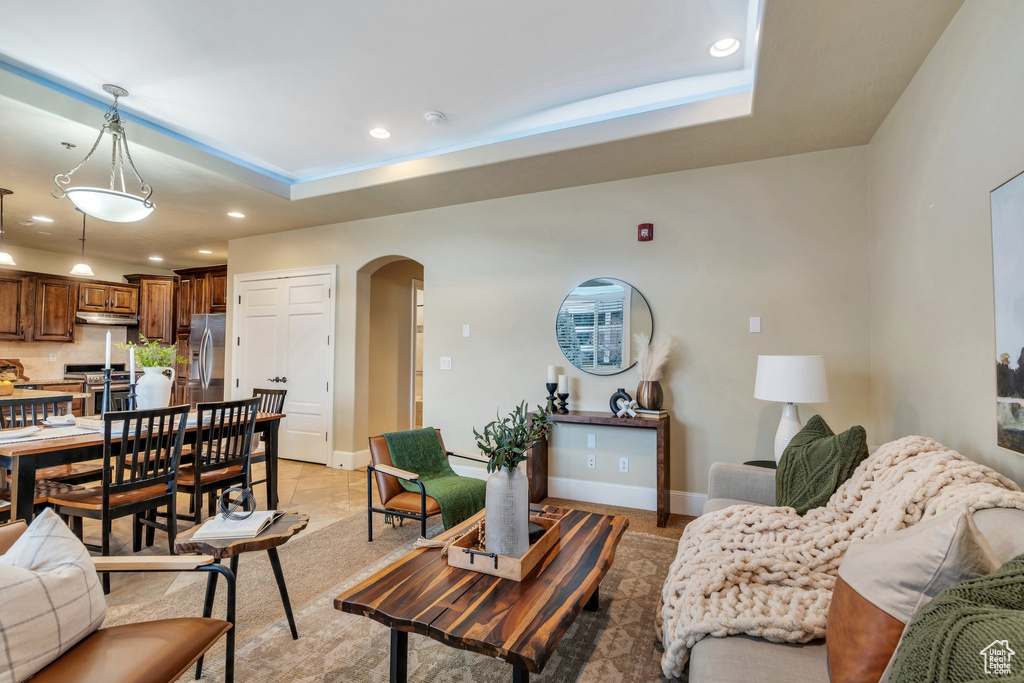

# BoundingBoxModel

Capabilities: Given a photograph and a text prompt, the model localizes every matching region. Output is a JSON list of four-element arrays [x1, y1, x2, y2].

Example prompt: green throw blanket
[[383, 427, 486, 530], [891, 552, 1024, 682]]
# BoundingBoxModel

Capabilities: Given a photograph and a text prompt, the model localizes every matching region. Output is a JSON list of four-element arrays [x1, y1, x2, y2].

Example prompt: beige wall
[[368, 259, 424, 437], [229, 146, 873, 494], [3, 244, 172, 282], [867, 0, 1024, 484]]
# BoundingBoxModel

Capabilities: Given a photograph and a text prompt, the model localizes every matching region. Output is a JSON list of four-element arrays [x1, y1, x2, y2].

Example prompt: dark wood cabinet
[[209, 271, 227, 313], [33, 277, 76, 342], [177, 276, 193, 333], [78, 283, 108, 312], [0, 273, 30, 341], [175, 264, 227, 322], [126, 274, 177, 343], [109, 285, 137, 314], [78, 282, 138, 316]]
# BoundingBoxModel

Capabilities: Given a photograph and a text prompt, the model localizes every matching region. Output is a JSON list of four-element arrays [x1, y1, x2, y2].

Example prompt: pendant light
[[0, 188, 14, 266], [70, 208, 95, 277], [52, 84, 154, 223]]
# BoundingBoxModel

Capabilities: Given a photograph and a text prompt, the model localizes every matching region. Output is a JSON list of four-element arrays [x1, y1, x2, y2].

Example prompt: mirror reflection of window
[[557, 278, 651, 376]]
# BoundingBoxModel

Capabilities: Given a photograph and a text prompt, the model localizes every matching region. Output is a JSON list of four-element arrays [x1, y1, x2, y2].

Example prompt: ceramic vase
[[136, 366, 175, 409], [636, 380, 664, 410], [485, 465, 530, 558]]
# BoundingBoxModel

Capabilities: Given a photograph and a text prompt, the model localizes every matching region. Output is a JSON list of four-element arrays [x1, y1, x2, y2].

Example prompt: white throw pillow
[[0, 509, 106, 682]]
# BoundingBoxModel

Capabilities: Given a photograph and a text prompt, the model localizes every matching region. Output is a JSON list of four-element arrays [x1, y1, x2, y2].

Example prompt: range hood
[[75, 311, 138, 326]]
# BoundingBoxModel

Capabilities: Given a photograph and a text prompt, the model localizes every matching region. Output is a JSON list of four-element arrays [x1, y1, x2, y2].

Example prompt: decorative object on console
[[753, 354, 829, 463], [609, 388, 638, 417], [117, 334, 185, 409], [556, 277, 653, 375], [556, 392, 569, 414], [556, 374, 569, 413], [0, 187, 15, 266], [634, 331, 670, 410], [51, 84, 155, 223], [473, 402, 553, 558], [545, 365, 557, 413], [991, 169, 1024, 454]]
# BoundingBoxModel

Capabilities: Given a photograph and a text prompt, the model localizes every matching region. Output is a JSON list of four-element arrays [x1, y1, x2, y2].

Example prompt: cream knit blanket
[[658, 435, 1024, 679]]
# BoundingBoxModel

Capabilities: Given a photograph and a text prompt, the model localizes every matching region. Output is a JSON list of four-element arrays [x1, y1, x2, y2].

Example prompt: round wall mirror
[[556, 277, 653, 375]]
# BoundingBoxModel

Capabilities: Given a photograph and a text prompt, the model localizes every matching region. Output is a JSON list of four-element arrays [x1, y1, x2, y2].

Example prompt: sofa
[[687, 462, 1024, 683]]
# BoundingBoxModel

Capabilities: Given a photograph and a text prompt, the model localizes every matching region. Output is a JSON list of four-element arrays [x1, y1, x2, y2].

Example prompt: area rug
[[106, 510, 679, 682]]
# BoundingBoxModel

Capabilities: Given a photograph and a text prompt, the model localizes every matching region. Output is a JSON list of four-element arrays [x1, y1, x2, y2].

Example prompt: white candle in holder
[[557, 374, 567, 394], [547, 365, 556, 383], [104, 331, 111, 369], [129, 346, 135, 386]]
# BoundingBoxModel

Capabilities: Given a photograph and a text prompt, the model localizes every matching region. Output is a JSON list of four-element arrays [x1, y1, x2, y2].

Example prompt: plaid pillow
[[0, 509, 106, 681]]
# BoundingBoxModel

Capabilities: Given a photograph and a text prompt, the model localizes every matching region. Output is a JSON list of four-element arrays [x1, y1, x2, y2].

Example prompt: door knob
[[266, 377, 288, 383]]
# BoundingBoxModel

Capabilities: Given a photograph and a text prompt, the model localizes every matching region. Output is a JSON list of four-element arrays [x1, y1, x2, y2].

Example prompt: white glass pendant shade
[[0, 251, 15, 266], [65, 188, 154, 223], [70, 262, 95, 277]]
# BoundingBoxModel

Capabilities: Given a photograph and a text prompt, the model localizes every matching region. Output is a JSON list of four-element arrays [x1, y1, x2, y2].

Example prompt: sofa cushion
[[827, 506, 999, 683], [689, 634, 828, 683], [703, 497, 767, 514], [776, 415, 868, 515], [0, 508, 107, 682]]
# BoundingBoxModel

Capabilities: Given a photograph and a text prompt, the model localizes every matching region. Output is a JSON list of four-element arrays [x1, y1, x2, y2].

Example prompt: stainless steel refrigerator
[[188, 313, 226, 404]]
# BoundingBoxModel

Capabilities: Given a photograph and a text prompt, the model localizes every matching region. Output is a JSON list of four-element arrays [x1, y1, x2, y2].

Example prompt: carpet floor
[[106, 507, 683, 682]]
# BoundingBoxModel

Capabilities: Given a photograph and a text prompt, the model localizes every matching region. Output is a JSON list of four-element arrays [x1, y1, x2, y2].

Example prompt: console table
[[547, 411, 671, 527]]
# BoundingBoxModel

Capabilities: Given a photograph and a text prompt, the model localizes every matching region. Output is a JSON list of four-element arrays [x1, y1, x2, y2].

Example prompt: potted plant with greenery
[[117, 335, 186, 409], [473, 401, 553, 557]]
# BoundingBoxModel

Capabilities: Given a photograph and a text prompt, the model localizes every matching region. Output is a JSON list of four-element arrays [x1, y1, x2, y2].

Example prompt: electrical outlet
[[619, 457, 629, 473], [587, 434, 596, 448], [49, 353, 57, 362], [440, 357, 452, 370], [587, 454, 596, 469]]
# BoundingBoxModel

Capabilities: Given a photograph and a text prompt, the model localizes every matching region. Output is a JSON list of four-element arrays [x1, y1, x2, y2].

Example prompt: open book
[[191, 510, 283, 541]]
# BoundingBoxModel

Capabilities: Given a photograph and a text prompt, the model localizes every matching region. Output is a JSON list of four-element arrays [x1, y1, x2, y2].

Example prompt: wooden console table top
[[335, 505, 629, 675]]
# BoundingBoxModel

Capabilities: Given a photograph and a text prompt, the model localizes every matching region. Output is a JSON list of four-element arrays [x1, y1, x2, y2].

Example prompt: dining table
[[0, 412, 285, 522]]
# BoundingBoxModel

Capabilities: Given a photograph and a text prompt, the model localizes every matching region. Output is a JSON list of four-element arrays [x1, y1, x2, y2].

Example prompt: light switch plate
[[587, 454, 596, 469], [749, 317, 761, 333], [462, 324, 470, 337], [587, 434, 596, 448], [619, 457, 629, 473], [440, 357, 452, 370]]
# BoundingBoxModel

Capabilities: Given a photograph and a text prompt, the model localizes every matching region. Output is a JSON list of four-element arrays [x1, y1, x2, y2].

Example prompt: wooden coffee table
[[335, 505, 628, 682]]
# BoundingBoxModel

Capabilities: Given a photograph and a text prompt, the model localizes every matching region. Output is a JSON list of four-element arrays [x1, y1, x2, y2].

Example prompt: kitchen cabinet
[[177, 276, 192, 333], [175, 264, 227, 325], [0, 273, 30, 341], [126, 274, 177, 343], [77, 282, 138, 316], [35, 382, 86, 417], [209, 271, 227, 313], [174, 332, 190, 405], [33, 277, 76, 343]]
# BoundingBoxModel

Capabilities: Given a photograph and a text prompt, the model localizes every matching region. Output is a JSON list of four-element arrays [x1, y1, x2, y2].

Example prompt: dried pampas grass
[[634, 332, 671, 381]]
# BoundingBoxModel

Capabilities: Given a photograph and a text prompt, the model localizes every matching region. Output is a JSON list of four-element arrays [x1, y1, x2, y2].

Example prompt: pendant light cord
[[79, 209, 87, 261]]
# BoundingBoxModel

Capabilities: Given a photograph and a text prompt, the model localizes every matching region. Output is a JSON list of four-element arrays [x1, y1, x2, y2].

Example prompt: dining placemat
[[0, 426, 101, 444]]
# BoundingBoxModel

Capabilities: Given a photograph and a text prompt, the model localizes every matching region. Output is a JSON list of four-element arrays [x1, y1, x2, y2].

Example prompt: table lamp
[[754, 355, 829, 463]]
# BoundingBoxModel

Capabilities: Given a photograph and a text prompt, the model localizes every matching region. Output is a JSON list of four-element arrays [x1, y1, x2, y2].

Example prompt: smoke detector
[[424, 111, 446, 126]]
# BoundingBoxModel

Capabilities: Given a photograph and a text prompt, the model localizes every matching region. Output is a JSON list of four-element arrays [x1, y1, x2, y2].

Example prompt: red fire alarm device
[[638, 223, 654, 241]]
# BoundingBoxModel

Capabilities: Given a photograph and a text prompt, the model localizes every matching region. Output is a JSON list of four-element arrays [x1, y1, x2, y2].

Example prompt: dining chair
[[0, 397, 104, 488], [47, 404, 190, 593], [250, 388, 286, 508], [177, 397, 260, 524]]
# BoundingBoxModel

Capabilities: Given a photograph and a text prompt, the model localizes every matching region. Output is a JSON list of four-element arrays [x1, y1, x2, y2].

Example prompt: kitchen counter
[[11, 379, 82, 386], [0, 388, 91, 402]]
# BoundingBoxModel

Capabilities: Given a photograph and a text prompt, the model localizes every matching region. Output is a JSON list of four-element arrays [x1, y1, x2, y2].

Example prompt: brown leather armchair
[[0, 521, 237, 683], [367, 430, 489, 540]]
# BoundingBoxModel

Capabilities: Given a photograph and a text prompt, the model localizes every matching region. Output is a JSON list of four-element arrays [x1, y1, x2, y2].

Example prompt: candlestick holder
[[556, 392, 569, 414], [101, 368, 112, 416], [545, 382, 558, 413], [127, 381, 138, 411]]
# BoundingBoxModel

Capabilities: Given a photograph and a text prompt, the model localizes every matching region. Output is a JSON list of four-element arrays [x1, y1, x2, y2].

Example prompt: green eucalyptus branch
[[116, 334, 187, 368], [473, 401, 553, 474]]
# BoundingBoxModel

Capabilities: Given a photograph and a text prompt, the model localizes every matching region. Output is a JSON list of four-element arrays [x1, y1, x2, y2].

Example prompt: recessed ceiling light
[[198, 249, 213, 254], [149, 256, 163, 261], [369, 128, 391, 139], [31, 216, 54, 223], [709, 38, 741, 57], [227, 211, 246, 218]]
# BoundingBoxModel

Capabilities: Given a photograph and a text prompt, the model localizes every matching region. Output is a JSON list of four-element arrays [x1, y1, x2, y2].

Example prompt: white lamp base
[[773, 403, 803, 464]]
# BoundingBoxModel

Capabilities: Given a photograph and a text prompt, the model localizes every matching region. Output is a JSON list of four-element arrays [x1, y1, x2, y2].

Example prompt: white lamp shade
[[70, 262, 95, 277], [754, 355, 829, 404], [66, 187, 154, 223]]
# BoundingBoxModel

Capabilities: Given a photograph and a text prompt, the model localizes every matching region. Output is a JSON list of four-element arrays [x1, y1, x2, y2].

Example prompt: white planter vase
[[135, 366, 175, 409], [484, 466, 530, 558]]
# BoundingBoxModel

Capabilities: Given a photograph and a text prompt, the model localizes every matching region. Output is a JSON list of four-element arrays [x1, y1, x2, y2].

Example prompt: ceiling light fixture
[[70, 209, 95, 277], [52, 84, 154, 223], [31, 216, 54, 223], [198, 249, 213, 254], [709, 38, 741, 57], [369, 128, 391, 139], [149, 256, 163, 261], [227, 211, 245, 218], [0, 188, 15, 266]]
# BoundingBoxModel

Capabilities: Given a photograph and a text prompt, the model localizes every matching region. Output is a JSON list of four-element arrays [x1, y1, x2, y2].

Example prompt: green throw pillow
[[890, 553, 1024, 682], [775, 415, 868, 515]]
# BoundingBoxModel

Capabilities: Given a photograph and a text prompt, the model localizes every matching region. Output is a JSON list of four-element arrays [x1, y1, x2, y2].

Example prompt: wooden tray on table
[[447, 515, 560, 581]]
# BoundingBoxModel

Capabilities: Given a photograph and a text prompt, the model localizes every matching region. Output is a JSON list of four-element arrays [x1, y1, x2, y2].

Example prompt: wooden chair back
[[195, 397, 260, 474], [102, 405, 190, 500], [0, 397, 73, 429], [252, 388, 287, 413], [367, 429, 447, 506]]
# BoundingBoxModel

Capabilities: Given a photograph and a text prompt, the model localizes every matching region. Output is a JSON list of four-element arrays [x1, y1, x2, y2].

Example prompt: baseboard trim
[[331, 448, 370, 470], [450, 464, 707, 517]]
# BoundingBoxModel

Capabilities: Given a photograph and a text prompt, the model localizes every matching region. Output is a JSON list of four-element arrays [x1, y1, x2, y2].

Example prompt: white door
[[234, 270, 334, 464]]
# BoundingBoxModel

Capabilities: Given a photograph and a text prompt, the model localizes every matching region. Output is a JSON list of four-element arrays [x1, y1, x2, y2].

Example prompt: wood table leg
[[390, 628, 408, 683], [656, 420, 670, 527], [267, 547, 298, 639], [10, 455, 37, 522], [196, 559, 221, 680], [584, 585, 599, 612], [513, 666, 530, 683]]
